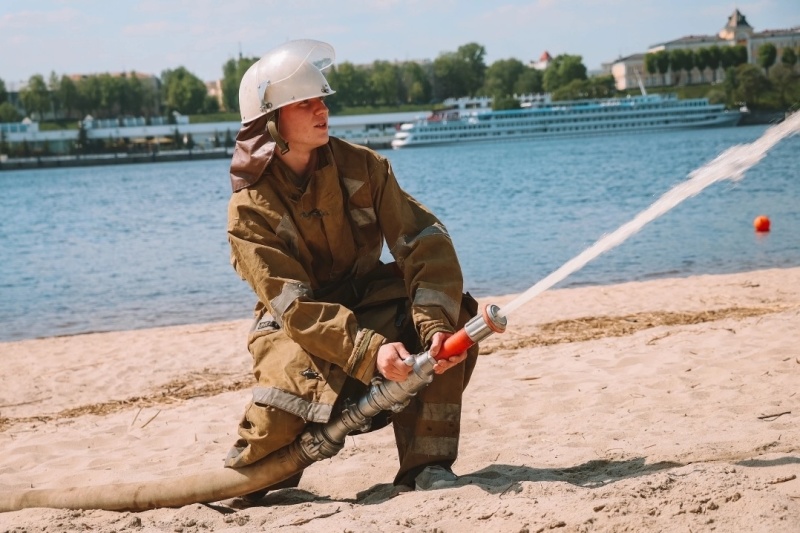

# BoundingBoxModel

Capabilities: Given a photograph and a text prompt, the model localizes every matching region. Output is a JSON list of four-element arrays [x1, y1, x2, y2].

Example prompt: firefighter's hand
[[377, 342, 413, 382], [430, 332, 467, 374]]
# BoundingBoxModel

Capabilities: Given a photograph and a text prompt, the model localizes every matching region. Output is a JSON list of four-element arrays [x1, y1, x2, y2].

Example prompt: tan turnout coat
[[228, 135, 469, 425]]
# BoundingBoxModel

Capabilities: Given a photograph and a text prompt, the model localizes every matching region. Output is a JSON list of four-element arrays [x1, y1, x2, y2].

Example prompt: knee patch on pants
[[225, 402, 307, 468]]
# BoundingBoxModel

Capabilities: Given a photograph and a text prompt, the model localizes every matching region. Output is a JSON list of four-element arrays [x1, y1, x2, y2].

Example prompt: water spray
[[1, 114, 798, 513]]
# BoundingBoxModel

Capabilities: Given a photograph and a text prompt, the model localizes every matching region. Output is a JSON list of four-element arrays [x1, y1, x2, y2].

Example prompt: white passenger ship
[[391, 93, 741, 149]]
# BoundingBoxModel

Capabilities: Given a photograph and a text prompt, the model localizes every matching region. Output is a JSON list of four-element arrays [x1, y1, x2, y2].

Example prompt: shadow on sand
[[219, 456, 684, 510]]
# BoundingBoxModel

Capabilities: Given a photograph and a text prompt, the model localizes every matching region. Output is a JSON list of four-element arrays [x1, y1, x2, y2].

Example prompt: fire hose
[[0, 304, 506, 512]]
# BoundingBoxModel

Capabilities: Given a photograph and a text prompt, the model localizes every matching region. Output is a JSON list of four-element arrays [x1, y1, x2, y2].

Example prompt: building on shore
[[607, 9, 800, 91]]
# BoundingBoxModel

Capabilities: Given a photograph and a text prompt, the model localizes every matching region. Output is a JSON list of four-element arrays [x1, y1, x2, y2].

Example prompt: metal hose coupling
[[464, 304, 507, 344], [298, 353, 439, 464], [295, 303, 507, 464]]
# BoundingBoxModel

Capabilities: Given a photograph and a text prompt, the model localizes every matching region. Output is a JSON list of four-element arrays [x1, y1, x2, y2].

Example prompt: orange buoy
[[753, 215, 771, 232]]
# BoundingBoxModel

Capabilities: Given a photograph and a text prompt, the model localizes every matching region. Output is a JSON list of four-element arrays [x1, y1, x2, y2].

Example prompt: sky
[[1, 0, 798, 89]]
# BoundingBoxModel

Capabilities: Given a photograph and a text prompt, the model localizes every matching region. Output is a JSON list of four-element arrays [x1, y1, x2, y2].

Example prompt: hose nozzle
[[435, 304, 507, 360]]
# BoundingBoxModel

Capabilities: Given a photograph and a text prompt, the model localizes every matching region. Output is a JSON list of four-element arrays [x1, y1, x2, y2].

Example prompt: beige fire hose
[[0, 306, 506, 513], [0, 436, 311, 512]]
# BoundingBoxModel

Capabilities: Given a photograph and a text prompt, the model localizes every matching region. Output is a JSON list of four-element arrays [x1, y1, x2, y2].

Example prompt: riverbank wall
[[0, 148, 232, 171], [0, 140, 393, 171]]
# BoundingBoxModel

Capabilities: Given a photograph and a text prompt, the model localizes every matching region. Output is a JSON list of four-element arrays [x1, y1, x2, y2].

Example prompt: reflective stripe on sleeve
[[342, 177, 364, 197], [413, 287, 460, 325], [350, 207, 376, 227], [390, 222, 450, 263], [270, 282, 312, 325]]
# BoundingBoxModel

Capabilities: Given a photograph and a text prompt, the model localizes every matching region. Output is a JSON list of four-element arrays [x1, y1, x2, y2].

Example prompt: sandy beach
[[1, 267, 799, 532]]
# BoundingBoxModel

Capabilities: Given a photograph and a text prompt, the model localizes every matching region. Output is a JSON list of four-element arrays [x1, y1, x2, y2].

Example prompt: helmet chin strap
[[267, 112, 290, 155]]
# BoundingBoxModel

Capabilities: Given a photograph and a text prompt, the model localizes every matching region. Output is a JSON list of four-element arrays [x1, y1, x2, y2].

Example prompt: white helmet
[[239, 39, 336, 124]]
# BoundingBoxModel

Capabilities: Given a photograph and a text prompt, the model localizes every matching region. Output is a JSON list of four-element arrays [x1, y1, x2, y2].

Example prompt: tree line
[[1, 40, 798, 124], [0, 42, 610, 123], [645, 43, 797, 84], [0, 67, 219, 123], [644, 42, 800, 108]]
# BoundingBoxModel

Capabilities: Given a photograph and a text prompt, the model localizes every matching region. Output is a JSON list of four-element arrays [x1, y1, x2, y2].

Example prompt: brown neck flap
[[229, 115, 276, 192]]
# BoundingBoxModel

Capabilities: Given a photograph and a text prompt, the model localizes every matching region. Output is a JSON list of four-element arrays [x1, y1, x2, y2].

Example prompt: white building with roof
[[608, 9, 800, 91]]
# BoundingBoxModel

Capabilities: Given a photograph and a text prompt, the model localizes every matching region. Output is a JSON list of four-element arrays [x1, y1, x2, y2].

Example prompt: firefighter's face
[[278, 97, 330, 151]]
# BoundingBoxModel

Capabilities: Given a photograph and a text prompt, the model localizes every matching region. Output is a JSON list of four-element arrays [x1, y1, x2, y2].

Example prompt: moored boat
[[391, 93, 741, 149]]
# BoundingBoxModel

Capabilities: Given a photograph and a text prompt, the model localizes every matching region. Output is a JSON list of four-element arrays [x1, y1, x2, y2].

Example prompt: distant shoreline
[[0, 148, 233, 171]]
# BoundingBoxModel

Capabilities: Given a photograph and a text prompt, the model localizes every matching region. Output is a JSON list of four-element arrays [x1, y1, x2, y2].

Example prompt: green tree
[[431, 42, 487, 100], [0, 101, 21, 122], [706, 87, 727, 105], [757, 43, 778, 76], [47, 71, 60, 118], [77, 75, 102, 117], [542, 54, 587, 93], [115, 74, 138, 116], [122, 73, 146, 116], [161, 67, 207, 115], [201, 95, 220, 114], [19, 74, 50, 119], [768, 63, 800, 108], [695, 48, 711, 83], [400, 62, 431, 104], [781, 47, 797, 68], [683, 49, 696, 84], [0, 77, 7, 104], [482, 58, 527, 99], [513, 67, 543, 95], [552, 75, 615, 101], [552, 78, 587, 100], [327, 62, 372, 107], [586, 75, 616, 98], [720, 46, 738, 70], [369, 60, 401, 105], [644, 53, 658, 80], [140, 77, 161, 118], [707, 46, 722, 83], [221, 56, 258, 114], [97, 73, 122, 117], [55, 75, 79, 120], [431, 52, 465, 100], [668, 49, 689, 85], [455, 42, 487, 96], [722, 67, 738, 105], [733, 63, 769, 108], [655, 50, 670, 85], [733, 44, 748, 66]]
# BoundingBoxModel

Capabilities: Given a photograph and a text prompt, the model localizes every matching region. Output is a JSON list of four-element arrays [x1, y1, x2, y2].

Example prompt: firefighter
[[225, 39, 479, 495]]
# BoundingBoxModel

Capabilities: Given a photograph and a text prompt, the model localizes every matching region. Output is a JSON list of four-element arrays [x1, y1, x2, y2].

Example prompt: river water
[[1, 124, 798, 341]]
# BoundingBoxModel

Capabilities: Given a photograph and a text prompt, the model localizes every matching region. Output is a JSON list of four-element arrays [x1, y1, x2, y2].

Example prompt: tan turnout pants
[[226, 293, 479, 487]]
